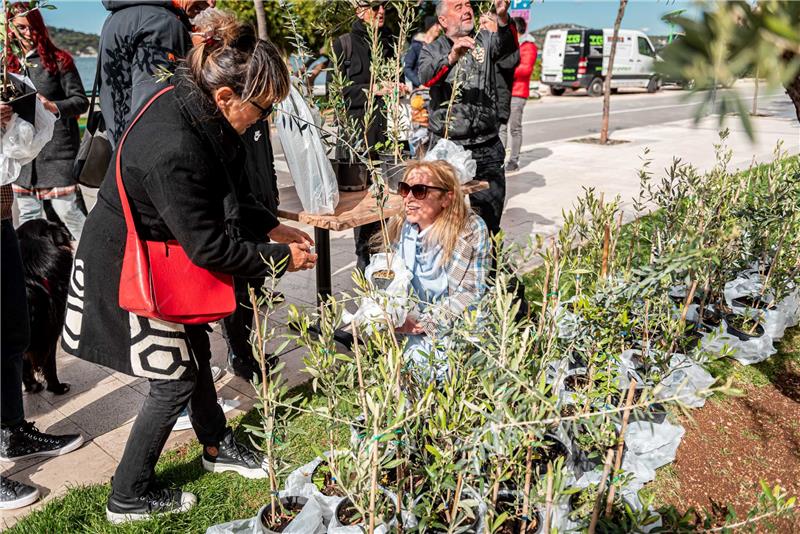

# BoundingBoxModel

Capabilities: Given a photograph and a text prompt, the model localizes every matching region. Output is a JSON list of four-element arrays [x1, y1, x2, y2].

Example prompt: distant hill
[[50, 27, 99, 57]]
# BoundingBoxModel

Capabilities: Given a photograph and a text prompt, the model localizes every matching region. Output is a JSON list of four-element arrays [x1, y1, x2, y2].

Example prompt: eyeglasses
[[250, 100, 273, 121], [398, 181, 449, 200]]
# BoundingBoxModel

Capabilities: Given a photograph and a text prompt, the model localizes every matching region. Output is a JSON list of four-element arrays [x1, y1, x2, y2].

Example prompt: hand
[[37, 95, 58, 115], [480, 13, 498, 32], [395, 316, 424, 335], [448, 36, 475, 65], [268, 223, 313, 246], [494, 0, 509, 22], [0, 104, 12, 128], [287, 242, 317, 272]]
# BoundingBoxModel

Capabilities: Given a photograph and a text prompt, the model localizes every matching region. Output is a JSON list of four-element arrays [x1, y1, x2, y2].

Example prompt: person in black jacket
[[61, 20, 316, 523], [418, 0, 517, 241], [332, 1, 406, 271], [191, 8, 312, 380], [8, 4, 89, 241], [99, 0, 214, 147]]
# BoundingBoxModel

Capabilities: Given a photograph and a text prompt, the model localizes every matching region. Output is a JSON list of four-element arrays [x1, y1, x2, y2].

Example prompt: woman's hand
[[269, 223, 313, 246], [287, 242, 317, 272], [37, 95, 58, 115], [395, 316, 424, 335]]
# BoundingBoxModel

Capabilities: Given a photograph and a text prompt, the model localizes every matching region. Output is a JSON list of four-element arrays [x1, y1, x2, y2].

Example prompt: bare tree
[[253, 0, 268, 40], [599, 0, 628, 144]]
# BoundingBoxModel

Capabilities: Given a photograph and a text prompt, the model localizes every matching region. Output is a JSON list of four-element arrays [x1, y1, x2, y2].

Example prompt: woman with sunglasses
[[7, 3, 89, 241], [60, 17, 317, 524], [387, 161, 491, 376]]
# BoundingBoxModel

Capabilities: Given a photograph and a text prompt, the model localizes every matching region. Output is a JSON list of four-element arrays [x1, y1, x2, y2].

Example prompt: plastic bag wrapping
[[622, 420, 685, 489], [700, 326, 776, 366], [554, 300, 581, 340], [275, 84, 338, 214], [1, 99, 57, 185], [778, 287, 800, 328], [205, 500, 325, 534], [655, 354, 714, 408], [723, 274, 789, 340], [328, 486, 415, 534], [423, 138, 476, 183], [349, 253, 413, 333], [617, 349, 647, 391]]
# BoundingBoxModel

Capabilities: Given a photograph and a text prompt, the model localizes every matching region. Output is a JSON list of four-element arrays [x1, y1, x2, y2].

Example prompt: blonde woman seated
[[388, 160, 491, 374]]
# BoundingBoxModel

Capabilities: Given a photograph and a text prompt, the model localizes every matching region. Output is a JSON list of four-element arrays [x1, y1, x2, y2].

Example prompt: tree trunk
[[783, 52, 800, 123], [599, 0, 628, 144], [253, 0, 268, 41]]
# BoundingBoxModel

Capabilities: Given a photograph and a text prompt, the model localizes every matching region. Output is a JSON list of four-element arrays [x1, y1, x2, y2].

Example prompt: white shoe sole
[[173, 399, 240, 432], [105, 492, 196, 524], [202, 457, 268, 479], [0, 488, 40, 510], [0, 434, 84, 462]]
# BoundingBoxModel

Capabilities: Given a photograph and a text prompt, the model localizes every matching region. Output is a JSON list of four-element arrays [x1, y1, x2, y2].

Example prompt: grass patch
[[8, 384, 349, 534]]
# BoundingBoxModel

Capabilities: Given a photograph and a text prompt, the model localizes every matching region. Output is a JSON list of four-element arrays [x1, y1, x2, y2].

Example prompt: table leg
[[315, 227, 332, 305]]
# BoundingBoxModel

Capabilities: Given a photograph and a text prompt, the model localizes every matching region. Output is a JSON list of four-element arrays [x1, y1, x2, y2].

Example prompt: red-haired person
[[8, 3, 89, 241]]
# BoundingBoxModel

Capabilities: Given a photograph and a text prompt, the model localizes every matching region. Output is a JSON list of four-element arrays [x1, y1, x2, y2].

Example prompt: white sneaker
[[211, 365, 224, 383], [172, 398, 240, 432]]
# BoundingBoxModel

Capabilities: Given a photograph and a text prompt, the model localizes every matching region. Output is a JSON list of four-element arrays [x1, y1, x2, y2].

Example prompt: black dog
[[16, 219, 74, 394]]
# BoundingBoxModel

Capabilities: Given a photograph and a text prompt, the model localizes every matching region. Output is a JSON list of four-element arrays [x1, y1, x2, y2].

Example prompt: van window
[[637, 37, 655, 57]]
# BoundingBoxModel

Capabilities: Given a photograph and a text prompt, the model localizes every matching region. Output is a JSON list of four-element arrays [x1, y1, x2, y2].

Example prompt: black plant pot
[[331, 159, 368, 191], [731, 294, 774, 311], [259, 496, 308, 533], [724, 313, 765, 341]]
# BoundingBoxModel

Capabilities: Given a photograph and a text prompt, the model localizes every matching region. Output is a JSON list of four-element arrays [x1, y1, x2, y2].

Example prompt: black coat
[[99, 0, 191, 146], [332, 19, 392, 148], [61, 74, 291, 379], [495, 47, 520, 125], [418, 24, 518, 146], [16, 52, 89, 189]]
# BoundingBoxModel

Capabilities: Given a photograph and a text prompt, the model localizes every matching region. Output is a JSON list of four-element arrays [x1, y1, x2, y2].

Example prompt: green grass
[[8, 385, 348, 534]]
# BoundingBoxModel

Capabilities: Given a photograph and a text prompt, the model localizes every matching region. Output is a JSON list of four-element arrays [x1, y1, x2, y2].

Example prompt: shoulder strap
[[85, 56, 102, 132], [116, 86, 175, 236]]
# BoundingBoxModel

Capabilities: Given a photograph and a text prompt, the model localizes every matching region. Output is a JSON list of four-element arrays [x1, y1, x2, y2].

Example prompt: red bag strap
[[115, 86, 175, 236]]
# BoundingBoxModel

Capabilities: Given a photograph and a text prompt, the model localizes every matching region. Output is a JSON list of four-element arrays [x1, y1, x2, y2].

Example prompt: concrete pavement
[[2, 91, 797, 528]]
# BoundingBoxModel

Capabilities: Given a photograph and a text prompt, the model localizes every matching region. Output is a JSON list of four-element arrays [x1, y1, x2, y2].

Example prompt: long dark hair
[[6, 3, 75, 75]]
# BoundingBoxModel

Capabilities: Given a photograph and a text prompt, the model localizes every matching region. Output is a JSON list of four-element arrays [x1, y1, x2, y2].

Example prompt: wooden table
[[277, 180, 488, 303]]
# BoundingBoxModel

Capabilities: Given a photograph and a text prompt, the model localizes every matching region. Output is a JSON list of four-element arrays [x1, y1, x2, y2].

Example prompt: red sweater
[[511, 39, 538, 99]]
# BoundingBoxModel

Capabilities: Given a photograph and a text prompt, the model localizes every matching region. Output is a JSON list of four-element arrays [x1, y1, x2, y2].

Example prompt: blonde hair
[[187, 9, 290, 106], [385, 160, 469, 266]]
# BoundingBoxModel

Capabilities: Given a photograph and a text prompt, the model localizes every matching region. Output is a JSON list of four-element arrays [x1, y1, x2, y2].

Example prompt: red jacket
[[511, 38, 538, 99]]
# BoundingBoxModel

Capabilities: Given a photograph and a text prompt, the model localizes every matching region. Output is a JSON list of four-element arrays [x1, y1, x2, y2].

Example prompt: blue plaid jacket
[[416, 212, 490, 337]]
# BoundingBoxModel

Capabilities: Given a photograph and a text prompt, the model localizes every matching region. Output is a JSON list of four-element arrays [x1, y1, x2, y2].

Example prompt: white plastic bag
[[423, 138, 476, 183], [1, 97, 57, 185], [349, 252, 413, 332], [275, 83, 338, 214], [655, 354, 714, 408], [623, 420, 685, 487], [205, 499, 325, 534], [724, 273, 789, 340], [700, 327, 776, 365]]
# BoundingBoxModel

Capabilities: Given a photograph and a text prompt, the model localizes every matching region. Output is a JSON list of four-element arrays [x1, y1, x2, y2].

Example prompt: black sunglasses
[[398, 181, 449, 200], [250, 101, 273, 121]]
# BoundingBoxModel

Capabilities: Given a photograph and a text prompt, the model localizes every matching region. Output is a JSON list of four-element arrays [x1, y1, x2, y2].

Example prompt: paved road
[[271, 80, 794, 185], [515, 82, 793, 145]]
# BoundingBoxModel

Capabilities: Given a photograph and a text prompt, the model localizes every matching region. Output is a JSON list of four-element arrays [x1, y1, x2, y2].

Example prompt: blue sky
[[43, 0, 702, 36]]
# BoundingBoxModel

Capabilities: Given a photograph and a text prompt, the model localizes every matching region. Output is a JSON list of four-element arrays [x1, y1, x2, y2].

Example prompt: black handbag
[[73, 55, 111, 188]]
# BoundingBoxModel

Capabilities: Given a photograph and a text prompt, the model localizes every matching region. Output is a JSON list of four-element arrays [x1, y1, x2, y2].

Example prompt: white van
[[541, 28, 661, 96]]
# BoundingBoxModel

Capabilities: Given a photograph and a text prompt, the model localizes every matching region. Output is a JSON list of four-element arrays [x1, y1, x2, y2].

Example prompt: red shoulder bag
[[117, 86, 236, 324]]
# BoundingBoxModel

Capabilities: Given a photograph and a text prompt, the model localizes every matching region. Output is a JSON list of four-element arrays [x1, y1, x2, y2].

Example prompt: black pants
[[221, 276, 263, 361], [110, 325, 226, 500], [354, 221, 381, 273], [1, 220, 29, 428], [467, 137, 507, 238]]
